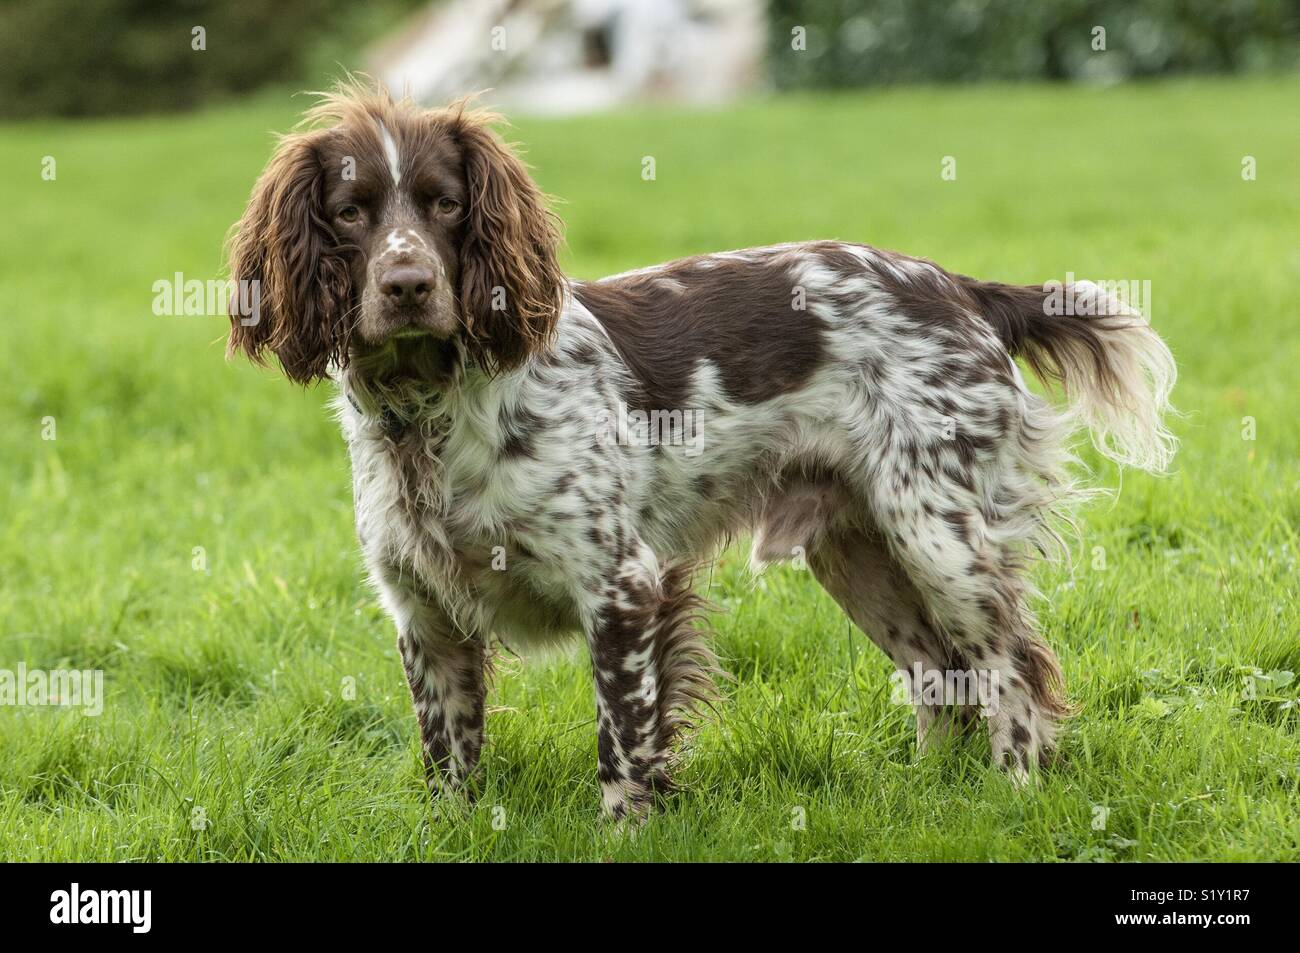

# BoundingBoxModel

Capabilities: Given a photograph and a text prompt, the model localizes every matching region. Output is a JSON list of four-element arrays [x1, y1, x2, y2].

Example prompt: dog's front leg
[[583, 547, 670, 822], [395, 600, 488, 796]]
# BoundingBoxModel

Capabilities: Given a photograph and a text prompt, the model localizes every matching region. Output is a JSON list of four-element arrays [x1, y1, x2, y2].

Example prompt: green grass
[[2, 76, 1299, 861]]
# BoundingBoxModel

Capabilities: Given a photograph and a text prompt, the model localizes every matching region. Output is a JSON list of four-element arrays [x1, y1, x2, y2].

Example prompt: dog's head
[[225, 84, 564, 384]]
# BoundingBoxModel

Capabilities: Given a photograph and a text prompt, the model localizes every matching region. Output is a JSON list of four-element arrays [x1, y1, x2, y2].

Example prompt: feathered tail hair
[[960, 277, 1177, 473]]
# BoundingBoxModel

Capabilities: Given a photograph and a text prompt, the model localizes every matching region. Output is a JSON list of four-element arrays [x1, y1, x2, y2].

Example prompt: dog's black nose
[[380, 264, 435, 307]]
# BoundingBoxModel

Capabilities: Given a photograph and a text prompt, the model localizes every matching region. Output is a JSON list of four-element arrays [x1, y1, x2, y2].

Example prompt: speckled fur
[[228, 90, 1176, 818]]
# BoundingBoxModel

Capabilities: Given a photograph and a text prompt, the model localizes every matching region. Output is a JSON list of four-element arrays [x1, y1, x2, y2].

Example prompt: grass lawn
[[2, 76, 1298, 862]]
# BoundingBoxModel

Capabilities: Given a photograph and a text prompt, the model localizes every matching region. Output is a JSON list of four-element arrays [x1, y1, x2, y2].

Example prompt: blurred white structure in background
[[368, 0, 765, 115]]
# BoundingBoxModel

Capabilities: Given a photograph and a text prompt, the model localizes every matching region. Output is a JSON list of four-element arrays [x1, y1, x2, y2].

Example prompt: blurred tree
[[0, 0, 425, 117], [768, 0, 1300, 89]]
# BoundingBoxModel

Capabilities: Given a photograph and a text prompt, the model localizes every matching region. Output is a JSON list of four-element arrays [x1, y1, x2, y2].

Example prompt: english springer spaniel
[[225, 85, 1175, 820]]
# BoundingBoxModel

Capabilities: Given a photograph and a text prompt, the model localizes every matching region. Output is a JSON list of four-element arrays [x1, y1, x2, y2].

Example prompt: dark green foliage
[[0, 0, 424, 118], [768, 0, 1300, 89]]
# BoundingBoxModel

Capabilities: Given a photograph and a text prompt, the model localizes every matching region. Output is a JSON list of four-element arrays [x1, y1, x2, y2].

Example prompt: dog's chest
[[347, 416, 581, 639], [351, 417, 510, 554]]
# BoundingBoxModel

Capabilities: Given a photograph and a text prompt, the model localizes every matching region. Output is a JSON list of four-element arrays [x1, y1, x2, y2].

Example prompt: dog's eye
[[336, 205, 360, 224], [434, 196, 461, 216]]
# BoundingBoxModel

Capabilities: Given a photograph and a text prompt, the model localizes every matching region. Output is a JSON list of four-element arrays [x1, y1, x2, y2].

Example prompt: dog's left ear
[[454, 114, 563, 372]]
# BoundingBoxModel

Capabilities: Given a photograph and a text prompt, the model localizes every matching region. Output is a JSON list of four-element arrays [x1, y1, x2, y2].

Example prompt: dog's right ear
[[225, 130, 352, 384]]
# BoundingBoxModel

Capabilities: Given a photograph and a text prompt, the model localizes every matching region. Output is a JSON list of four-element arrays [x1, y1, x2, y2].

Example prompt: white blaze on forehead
[[379, 121, 402, 187]]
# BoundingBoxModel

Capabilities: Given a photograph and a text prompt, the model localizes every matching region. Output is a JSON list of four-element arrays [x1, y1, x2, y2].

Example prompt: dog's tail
[[960, 277, 1177, 473]]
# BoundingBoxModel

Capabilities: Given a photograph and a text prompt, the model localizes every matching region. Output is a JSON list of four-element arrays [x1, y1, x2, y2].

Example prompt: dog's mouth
[[389, 326, 436, 341], [357, 306, 459, 346], [349, 332, 461, 387]]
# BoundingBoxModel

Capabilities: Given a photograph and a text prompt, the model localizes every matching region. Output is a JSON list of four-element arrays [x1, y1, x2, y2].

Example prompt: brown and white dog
[[226, 85, 1175, 819]]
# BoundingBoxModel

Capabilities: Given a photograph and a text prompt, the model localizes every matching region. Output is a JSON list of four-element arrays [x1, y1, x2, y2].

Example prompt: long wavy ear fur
[[451, 110, 564, 372], [225, 129, 352, 384]]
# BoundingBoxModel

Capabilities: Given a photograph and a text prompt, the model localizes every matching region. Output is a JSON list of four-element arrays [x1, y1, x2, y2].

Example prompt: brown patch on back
[[573, 253, 828, 411]]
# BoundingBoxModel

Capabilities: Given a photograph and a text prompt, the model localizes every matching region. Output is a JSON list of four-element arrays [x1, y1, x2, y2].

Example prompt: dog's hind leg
[[809, 523, 980, 753], [859, 476, 1069, 781]]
